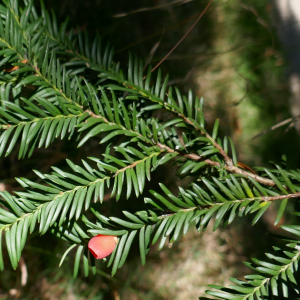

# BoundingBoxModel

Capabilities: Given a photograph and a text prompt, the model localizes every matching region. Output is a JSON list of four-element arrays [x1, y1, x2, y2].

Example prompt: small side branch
[[159, 192, 300, 219], [114, 152, 159, 176], [84, 105, 274, 187], [156, 142, 275, 187], [177, 112, 233, 166]]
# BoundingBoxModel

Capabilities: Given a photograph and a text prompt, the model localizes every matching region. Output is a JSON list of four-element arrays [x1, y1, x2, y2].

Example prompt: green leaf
[[139, 226, 146, 265], [228, 202, 239, 225], [159, 183, 190, 208], [213, 202, 231, 231], [88, 229, 128, 236], [200, 205, 221, 227], [75, 187, 87, 220], [241, 179, 254, 198], [0, 126, 14, 157], [136, 161, 145, 193], [157, 119, 183, 132], [5, 228, 16, 270], [274, 198, 288, 226], [165, 211, 184, 236], [252, 202, 272, 225], [118, 230, 137, 268], [228, 138, 237, 166], [83, 249, 89, 277], [212, 119, 219, 140], [0, 232, 3, 271], [110, 217, 143, 229], [156, 153, 178, 166], [149, 190, 180, 212], [183, 210, 194, 234], [152, 218, 168, 245], [201, 148, 220, 157], [206, 290, 244, 300], [122, 211, 145, 225], [280, 225, 300, 237], [276, 165, 296, 193], [130, 168, 139, 198], [99, 87, 113, 122], [59, 244, 77, 267], [264, 169, 288, 195], [73, 245, 83, 278], [111, 233, 127, 276], [202, 178, 227, 203], [212, 177, 236, 201], [171, 212, 187, 241]]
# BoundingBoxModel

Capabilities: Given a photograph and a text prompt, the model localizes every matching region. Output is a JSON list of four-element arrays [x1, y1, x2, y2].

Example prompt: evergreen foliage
[[0, 0, 300, 298]]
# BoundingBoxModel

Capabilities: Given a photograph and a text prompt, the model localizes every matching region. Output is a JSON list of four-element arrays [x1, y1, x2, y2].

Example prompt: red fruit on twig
[[88, 235, 118, 259]]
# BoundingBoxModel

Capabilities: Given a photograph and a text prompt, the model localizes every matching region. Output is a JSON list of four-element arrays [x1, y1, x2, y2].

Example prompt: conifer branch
[[1, 3, 300, 297], [156, 141, 276, 187], [159, 191, 300, 220]]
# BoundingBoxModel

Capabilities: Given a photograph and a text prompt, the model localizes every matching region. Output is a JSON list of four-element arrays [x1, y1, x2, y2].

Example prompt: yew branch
[[156, 142, 275, 187]]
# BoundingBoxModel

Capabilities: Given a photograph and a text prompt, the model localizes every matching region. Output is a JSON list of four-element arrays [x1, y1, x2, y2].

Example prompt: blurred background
[[1, 0, 300, 299]]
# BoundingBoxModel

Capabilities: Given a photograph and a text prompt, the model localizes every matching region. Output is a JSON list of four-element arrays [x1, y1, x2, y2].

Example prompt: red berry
[[88, 235, 118, 259]]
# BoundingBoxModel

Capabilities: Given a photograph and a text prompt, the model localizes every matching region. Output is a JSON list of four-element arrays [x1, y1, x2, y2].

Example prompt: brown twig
[[156, 141, 275, 186], [84, 108, 109, 123], [115, 12, 206, 54], [259, 193, 300, 201], [112, 0, 192, 18], [159, 192, 300, 219], [251, 114, 300, 141], [85, 105, 274, 186], [156, 141, 217, 165], [115, 161, 140, 176], [177, 112, 233, 166], [147, 0, 213, 75]]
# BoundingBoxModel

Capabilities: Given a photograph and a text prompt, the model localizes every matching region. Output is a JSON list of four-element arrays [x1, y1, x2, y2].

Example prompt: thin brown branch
[[206, 131, 233, 166], [227, 165, 275, 186], [85, 100, 273, 186], [84, 108, 109, 123], [156, 141, 218, 166], [159, 192, 300, 219], [115, 152, 160, 176], [115, 12, 206, 54], [177, 112, 233, 166], [156, 141, 275, 187], [148, 0, 213, 74], [112, 0, 193, 18], [115, 161, 140, 176], [251, 114, 300, 141], [85, 108, 271, 186], [260, 193, 300, 201]]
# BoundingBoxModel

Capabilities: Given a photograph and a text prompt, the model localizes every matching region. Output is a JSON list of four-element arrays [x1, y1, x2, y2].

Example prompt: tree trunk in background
[[274, 0, 300, 133]]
